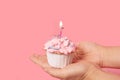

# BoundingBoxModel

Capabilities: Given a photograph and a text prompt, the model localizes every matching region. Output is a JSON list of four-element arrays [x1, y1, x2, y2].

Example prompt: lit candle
[[59, 20, 64, 37]]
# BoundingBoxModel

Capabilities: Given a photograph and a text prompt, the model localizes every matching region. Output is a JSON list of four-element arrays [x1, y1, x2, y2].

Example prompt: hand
[[30, 42, 120, 80], [74, 41, 105, 67], [30, 54, 101, 80]]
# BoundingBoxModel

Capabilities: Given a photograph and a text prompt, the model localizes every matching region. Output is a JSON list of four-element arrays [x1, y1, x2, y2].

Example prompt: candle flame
[[59, 20, 63, 29]]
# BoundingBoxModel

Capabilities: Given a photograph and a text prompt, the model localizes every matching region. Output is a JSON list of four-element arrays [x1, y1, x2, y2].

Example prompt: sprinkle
[[44, 37, 75, 54]]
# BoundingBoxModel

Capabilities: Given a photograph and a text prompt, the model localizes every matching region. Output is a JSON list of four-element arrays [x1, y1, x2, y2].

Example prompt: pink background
[[0, 0, 120, 80]]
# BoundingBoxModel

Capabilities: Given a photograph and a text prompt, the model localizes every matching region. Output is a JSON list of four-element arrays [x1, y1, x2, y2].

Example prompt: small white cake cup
[[46, 52, 73, 68]]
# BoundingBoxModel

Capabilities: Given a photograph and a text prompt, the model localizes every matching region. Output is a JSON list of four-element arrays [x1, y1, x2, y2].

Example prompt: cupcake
[[44, 21, 76, 68]]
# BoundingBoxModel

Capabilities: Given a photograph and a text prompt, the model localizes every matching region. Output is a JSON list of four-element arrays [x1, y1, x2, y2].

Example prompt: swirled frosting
[[44, 37, 75, 55]]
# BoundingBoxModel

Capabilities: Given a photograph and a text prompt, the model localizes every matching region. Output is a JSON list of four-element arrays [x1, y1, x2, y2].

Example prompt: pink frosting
[[44, 37, 75, 54]]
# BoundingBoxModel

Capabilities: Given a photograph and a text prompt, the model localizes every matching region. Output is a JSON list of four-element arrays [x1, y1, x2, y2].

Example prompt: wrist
[[101, 46, 120, 68], [93, 44, 106, 67], [97, 45, 109, 67], [100, 46, 108, 67]]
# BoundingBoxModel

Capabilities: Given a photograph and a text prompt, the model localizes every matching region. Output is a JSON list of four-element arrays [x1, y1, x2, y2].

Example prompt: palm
[[30, 54, 99, 80]]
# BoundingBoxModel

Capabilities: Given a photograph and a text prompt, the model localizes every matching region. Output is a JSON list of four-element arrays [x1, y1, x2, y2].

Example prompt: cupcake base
[[46, 52, 73, 68]]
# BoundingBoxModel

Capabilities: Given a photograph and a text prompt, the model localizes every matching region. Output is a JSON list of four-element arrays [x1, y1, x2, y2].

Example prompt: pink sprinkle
[[44, 37, 75, 54]]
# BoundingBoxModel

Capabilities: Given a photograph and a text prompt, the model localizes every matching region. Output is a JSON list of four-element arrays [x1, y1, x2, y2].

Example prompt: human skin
[[101, 46, 120, 68], [74, 41, 120, 68], [30, 42, 120, 80]]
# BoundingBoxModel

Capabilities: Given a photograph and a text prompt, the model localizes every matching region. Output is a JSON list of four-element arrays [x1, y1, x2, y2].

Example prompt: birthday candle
[[59, 20, 64, 37]]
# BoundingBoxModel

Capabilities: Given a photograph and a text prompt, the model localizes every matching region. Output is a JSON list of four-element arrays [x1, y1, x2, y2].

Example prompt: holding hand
[[30, 54, 100, 80], [30, 42, 120, 80]]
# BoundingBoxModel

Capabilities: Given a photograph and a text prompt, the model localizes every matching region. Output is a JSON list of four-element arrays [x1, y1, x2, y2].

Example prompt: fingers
[[73, 45, 84, 62], [30, 54, 41, 64], [77, 41, 98, 52], [30, 54, 50, 69], [46, 67, 68, 79], [73, 42, 97, 61], [30, 54, 68, 78]]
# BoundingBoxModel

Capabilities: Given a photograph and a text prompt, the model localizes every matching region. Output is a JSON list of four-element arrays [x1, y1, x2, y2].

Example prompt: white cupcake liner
[[46, 52, 73, 68]]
